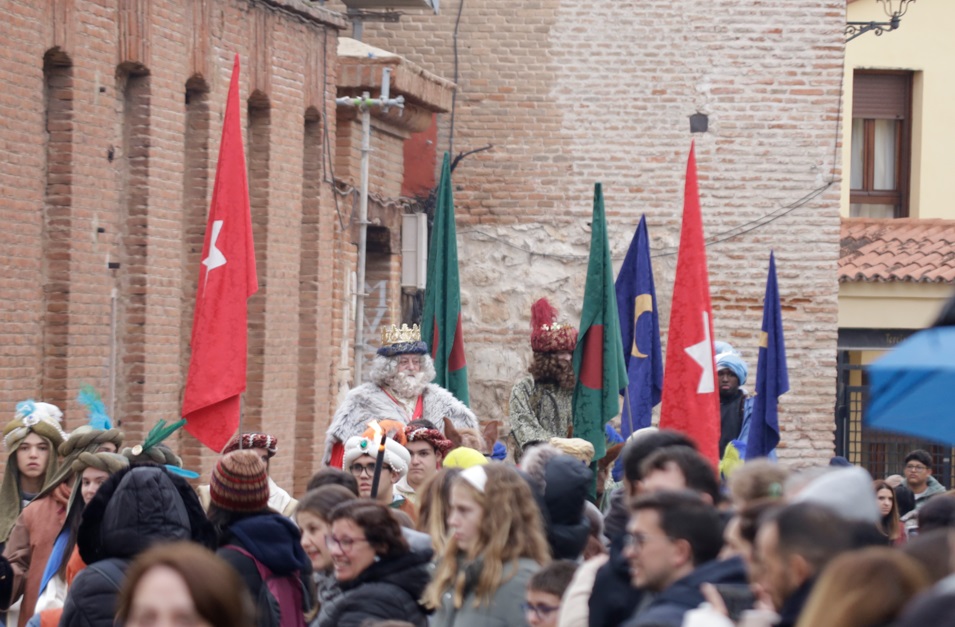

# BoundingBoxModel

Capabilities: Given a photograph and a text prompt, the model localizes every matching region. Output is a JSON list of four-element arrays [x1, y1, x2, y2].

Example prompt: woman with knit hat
[[208, 450, 312, 627]]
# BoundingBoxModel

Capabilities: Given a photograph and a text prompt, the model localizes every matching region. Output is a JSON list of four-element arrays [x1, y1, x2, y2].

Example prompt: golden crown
[[380, 323, 421, 346]]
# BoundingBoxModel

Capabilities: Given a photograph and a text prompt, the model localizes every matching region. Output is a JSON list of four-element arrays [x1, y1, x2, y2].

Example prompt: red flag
[[659, 143, 720, 464], [182, 55, 258, 452]]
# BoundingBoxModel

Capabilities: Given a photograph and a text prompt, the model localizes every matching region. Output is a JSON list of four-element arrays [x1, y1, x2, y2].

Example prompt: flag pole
[[336, 69, 404, 386]]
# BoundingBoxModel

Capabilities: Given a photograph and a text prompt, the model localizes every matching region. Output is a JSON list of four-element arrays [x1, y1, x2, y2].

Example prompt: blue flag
[[614, 215, 663, 437], [746, 252, 789, 458]]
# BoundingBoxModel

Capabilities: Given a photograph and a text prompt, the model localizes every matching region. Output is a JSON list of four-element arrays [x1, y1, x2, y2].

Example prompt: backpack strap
[[223, 544, 272, 581]]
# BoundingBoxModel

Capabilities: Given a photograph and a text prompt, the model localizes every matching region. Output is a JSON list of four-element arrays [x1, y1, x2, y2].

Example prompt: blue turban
[[716, 351, 748, 386]]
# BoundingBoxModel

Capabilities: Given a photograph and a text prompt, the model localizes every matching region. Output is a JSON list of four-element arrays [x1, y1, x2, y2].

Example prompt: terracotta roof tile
[[839, 217, 955, 283]]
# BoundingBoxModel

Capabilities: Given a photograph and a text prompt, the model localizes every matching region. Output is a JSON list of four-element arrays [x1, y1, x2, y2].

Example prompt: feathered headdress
[[530, 298, 578, 353], [122, 419, 199, 479]]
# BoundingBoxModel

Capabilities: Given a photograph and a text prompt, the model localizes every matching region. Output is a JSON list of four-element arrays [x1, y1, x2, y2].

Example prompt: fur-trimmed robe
[[323, 383, 477, 464]]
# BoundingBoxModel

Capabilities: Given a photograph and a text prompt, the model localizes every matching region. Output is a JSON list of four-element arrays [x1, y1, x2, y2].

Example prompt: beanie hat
[[792, 465, 880, 524], [210, 450, 270, 513], [221, 433, 278, 457], [549, 437, 596, 465], [442, 447, 488, 469], [343, 435, 411, 478], [530, 298, 578, 353], [715, 351, 748, 386]]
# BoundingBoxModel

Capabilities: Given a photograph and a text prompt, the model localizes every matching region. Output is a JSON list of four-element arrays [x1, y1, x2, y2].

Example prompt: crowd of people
[[2, 327, 955, 627]]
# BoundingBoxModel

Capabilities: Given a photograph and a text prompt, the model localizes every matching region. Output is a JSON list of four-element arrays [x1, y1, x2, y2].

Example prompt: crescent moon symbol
[[632, 294, 653, 359]]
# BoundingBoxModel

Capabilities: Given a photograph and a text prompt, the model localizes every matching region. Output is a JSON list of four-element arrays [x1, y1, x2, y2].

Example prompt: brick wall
[[344, 0, 846, 465], [0, 0, 350, 492]]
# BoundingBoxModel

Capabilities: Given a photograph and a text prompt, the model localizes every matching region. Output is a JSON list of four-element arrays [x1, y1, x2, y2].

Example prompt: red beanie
[[210, 450, 269, 513]]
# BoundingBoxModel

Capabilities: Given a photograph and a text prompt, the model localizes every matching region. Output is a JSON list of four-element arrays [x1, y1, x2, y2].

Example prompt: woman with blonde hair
[[795, 546, 930, 627], [424, 464, 551, 626], [415, 467, 460, 554]]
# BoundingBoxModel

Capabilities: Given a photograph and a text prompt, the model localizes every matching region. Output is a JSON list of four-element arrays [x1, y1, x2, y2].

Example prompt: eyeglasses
[[522, 602, 560, 620], [349, 463, 378, 477], [905, 464, 929, 472], [325, 534, 370, 552]]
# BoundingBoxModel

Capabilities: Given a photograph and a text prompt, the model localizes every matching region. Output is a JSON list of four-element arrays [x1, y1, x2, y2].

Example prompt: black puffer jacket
[[59, 465, 216, 627], [317, 549, 433, 627]]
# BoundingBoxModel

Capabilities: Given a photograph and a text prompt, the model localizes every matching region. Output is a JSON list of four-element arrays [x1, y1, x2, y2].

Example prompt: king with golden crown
[[323, 323, 477, 468]]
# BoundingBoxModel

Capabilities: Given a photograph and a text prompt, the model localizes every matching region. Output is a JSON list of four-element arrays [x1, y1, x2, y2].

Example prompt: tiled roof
[[840, 217, 955, 283]]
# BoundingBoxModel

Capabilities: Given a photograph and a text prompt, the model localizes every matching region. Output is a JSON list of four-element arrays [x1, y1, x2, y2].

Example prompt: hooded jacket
[[59, 465, 215, 627], [521, 448, 591, 561], [317, 549, 433, 627], [217, 513, 313, 627], [623, 556, 749, 627]]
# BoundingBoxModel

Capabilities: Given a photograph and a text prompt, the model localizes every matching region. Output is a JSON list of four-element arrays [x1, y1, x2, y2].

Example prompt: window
[[850, 71, 912, 219]]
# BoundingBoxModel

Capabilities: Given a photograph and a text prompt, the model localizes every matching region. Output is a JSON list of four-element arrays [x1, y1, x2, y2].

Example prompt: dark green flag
[[422, 153, 469, 405], [572, 183, 628, 460]]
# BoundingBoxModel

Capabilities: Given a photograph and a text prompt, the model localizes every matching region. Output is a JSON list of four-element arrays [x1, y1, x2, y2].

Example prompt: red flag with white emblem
[[183, 55, 258, 452], [659, 143, 720, 464]]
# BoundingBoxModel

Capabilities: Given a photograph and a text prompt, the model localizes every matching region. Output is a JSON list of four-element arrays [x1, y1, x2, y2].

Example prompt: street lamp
[[846, 0, 916, 42]]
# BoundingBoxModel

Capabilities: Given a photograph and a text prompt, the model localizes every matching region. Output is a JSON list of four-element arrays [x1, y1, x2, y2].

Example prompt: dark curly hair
[[528, 352, 575, 389]]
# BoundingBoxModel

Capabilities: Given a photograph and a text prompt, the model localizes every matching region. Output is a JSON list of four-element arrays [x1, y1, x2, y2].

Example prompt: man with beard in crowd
[[323, 323, 477, 468], [509, 298, 578, 462]]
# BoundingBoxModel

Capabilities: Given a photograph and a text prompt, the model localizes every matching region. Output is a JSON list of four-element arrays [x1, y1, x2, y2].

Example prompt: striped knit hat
[[209, 450, 270, 513]]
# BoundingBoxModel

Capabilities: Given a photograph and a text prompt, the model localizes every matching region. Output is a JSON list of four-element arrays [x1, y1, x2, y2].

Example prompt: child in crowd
[[524, 561, 577, 627]]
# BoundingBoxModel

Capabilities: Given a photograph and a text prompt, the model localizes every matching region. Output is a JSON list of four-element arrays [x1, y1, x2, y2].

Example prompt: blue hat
[[716, 351, 748, 386]]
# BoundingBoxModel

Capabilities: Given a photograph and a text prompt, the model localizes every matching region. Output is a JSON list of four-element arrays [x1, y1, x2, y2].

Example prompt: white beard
[[386, 370, 430, 400]]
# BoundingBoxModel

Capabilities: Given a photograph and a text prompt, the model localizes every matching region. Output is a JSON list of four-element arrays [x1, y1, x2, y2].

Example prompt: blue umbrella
[[867, 327, 955, 446]]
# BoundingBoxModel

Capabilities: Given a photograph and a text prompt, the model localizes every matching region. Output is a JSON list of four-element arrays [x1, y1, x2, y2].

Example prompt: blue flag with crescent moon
[[746, 252, 789, 459], [614, 215, 663, 438]]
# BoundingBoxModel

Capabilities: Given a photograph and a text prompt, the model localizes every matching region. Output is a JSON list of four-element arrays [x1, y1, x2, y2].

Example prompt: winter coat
[[58, 466, 215, 627], [623, 557, 749, 627], [537, 454, 591, 561], [317, 549, 433, 627], [589, 534, 644, 627], [309, 570, 343, 627], [324, 382, 477, 465], [432, 556, 539, 627], [217, 513, 313, 627]]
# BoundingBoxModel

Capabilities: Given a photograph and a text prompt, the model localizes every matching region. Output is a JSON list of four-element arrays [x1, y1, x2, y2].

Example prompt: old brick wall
[[0, 0, 351, 492], [340, 0, 846, 465]]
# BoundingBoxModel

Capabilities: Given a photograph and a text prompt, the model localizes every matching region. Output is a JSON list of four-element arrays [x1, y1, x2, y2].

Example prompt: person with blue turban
[[716, 345, 753, 460]]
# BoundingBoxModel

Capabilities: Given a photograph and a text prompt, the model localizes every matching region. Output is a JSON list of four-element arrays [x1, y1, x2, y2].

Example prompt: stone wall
[[336, 0, 847, 465]]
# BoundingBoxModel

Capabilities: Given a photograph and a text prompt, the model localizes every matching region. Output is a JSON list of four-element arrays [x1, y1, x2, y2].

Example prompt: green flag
[[421, 153, 470, 405], [573, 183, 628, 461]]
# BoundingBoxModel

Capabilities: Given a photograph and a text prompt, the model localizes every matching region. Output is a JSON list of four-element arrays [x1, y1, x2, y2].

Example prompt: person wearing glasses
[[898, 450, 945, 517], [423, 464, 551, 627], [524, 560, 577, 627], [342, 434, 416, 522], [319, 500, 431, 627]]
